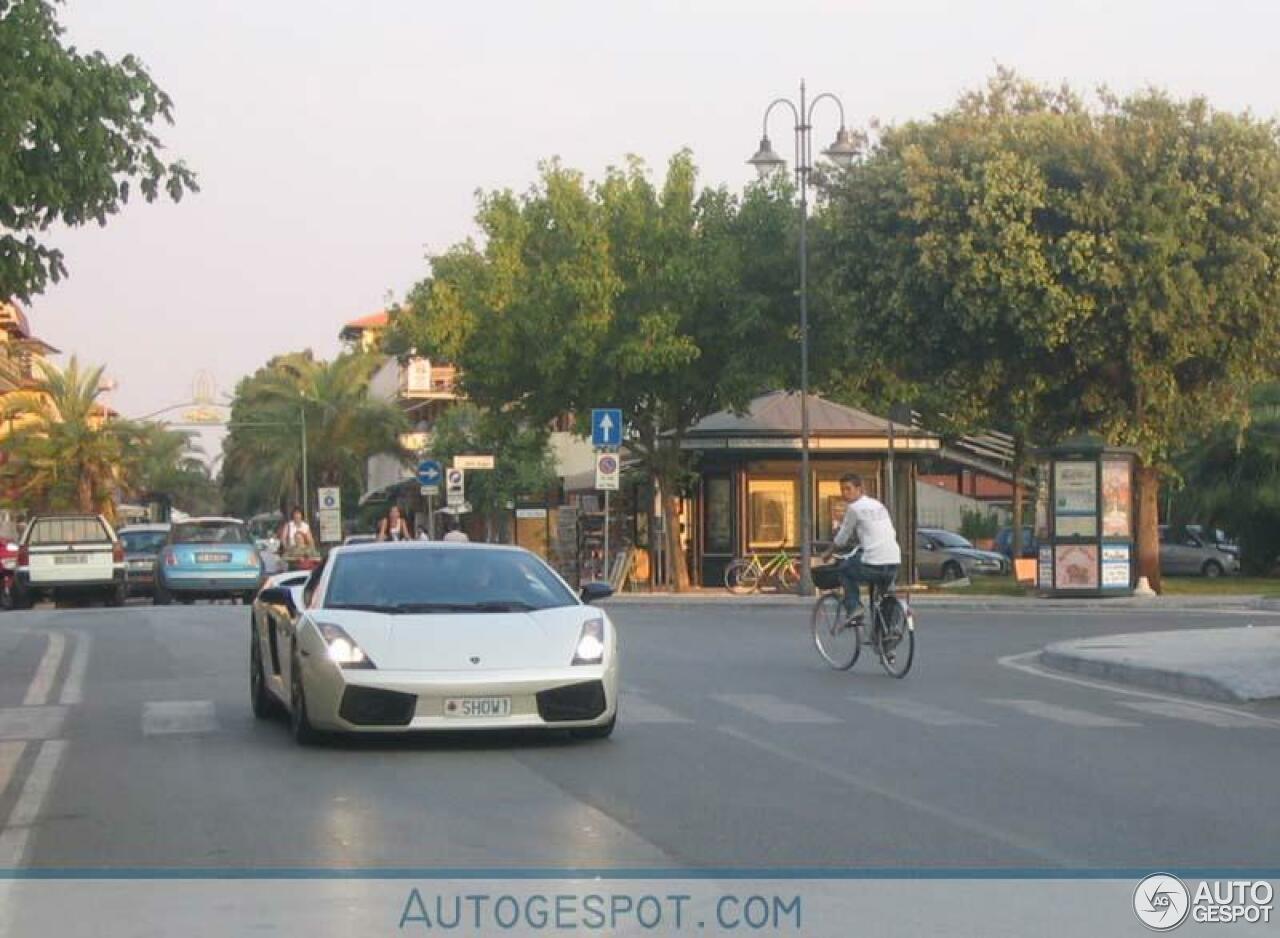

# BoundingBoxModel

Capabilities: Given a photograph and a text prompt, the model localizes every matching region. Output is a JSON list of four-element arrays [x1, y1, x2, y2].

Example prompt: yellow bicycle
[[724, 544, 800, 594]]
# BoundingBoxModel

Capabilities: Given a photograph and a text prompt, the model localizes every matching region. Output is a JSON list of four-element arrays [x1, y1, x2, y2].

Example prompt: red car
[[1, 537, 19, 609]]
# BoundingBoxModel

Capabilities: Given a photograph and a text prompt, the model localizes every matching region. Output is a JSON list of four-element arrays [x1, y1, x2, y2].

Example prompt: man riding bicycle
[[821, 473, 901, 624]]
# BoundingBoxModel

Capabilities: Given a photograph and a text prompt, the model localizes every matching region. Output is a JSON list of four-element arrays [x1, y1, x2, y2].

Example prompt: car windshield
[[928, 531, 974, 549], [324, 547, 578, 612], [27, 518, 110, 545], [121, 531, 168, 553], [171, 522, 251, 545]]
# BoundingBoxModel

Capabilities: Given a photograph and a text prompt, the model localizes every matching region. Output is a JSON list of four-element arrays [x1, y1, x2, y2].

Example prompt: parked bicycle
[[724, 544, 800, 594], [809, 550, 915, 677]]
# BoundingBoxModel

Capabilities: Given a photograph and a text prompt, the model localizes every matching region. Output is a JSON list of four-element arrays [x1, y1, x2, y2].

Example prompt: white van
[[13, 514, 127, 608]]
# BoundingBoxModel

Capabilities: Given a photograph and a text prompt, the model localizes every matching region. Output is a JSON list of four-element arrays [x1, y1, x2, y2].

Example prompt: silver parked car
[[1159, 525, 1239, 577], [916, 528, 1009, 582]]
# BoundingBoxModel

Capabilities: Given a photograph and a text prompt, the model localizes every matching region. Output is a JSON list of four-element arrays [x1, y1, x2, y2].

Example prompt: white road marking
[[987, 698, 1140, 728], [58, 632, 92, 706], [998, 651, 1280, 728], [142, 701, 218, 736], [716, 724, 1078, 866], [0, 740, 68, 867], [1119, 700, 1276, 729], [622, 693, 691, 725], [0, 742, 26, 799], [713, 693, 841, 724], [851, 696, 994, 726], [0, 708, 67, 742], [21, 632, 66, 707]]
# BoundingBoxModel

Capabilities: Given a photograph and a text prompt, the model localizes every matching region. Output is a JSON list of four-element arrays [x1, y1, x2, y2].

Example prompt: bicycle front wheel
[[774, 558, 799, 593], [725, 559, 760, 595], [811, 593, 860, 670], [876, 595, 915, 678]]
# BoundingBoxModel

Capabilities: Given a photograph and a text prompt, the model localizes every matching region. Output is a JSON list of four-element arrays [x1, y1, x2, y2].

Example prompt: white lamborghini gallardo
[[249, 542, 617, 744]]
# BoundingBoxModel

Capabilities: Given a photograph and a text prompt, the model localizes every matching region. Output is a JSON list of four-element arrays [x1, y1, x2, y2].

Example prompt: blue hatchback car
[[154, 517, 264, 605]]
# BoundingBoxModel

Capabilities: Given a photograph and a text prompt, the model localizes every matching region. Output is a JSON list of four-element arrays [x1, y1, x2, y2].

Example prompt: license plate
[[443, 697, 511, 718], [196, 552, 232, 564], [55, 554, 88, 565]]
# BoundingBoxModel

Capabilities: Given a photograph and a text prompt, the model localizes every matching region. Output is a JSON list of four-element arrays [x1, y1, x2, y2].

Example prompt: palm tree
[[221, 351, 406, 515], [0, 357, 126, 517]]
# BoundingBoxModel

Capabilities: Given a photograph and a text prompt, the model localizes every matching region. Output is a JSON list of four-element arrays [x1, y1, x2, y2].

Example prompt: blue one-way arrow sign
[[592, 408, 623, 448], [416, 460, 442, 485]]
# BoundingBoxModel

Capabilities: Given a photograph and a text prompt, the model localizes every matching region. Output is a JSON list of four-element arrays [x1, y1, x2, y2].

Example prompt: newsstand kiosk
[[1035, 436, 1138, 598]]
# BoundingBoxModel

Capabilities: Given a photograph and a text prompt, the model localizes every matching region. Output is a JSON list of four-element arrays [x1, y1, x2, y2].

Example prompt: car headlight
[[318, 623, 376, 669], [572, 618, 606, 665]]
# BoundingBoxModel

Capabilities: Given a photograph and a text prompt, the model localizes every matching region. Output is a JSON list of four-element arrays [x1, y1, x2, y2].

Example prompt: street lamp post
[[749, 80, 858, 596]]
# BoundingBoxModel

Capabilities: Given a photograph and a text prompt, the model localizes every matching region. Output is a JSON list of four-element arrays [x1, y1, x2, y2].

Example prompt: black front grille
[[536, 681, 607, 723], [338, 686, 416, 726]]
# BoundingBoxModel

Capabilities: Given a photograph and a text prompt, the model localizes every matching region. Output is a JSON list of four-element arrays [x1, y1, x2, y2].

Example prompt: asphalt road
[[1, 598, 1278, 871]]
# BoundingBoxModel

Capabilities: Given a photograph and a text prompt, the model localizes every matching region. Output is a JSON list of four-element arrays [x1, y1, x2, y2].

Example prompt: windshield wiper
[[325, 602, 403, 614], [387, 601, 541, 614]]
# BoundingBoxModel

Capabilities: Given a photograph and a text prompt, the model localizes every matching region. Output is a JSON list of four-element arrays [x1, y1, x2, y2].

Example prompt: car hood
[[310, 606, 597, 672]]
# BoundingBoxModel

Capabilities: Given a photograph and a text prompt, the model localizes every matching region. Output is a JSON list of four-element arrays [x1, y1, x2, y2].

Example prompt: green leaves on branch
[[0, 0, 198, 300]]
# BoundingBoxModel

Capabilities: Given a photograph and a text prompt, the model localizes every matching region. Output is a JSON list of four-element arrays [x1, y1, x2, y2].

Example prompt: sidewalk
[[608, 588, 1280, 613], [1040, 627, 1280, 703]]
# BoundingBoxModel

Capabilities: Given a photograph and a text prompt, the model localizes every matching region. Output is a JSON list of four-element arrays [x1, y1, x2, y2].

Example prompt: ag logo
[[1134, 873, 1190, 930]]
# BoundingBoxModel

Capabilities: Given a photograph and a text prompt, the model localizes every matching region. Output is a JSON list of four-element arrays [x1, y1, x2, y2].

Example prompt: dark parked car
[[118, 523, 170, 598], [995, 526, 1040, 560]]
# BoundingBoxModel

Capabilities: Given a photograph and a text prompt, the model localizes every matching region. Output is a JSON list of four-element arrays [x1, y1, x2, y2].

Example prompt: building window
[[747, 478, 797, 549], [705, 477, 732, 554], [816, 467, 879, 543]]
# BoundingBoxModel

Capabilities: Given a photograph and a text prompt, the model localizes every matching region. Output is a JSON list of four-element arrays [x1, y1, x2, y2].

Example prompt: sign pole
[[603, 489, 610, 584], [428, 492, 435, 539]]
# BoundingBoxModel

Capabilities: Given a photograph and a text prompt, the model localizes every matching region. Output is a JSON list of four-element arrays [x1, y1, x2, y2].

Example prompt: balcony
[[397, 359, 459, 401]]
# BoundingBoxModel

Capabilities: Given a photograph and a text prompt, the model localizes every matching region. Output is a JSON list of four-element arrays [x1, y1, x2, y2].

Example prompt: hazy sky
[[26, 0, 1280, 459]]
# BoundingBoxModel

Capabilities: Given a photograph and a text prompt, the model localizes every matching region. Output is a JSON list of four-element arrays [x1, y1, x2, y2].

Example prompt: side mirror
[[579, 581, 613, 604], [258, 586, 297, 614]]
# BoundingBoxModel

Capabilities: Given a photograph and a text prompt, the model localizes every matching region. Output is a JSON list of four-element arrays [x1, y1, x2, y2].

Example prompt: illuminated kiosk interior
[[1035, 436, 1137, 598]]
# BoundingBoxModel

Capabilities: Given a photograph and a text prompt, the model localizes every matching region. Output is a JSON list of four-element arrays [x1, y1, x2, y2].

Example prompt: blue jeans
[[837, 555, 898, 615]]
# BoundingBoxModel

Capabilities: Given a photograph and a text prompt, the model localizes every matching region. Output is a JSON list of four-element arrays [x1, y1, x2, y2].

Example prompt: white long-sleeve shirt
[[832, 495, 901, 565]]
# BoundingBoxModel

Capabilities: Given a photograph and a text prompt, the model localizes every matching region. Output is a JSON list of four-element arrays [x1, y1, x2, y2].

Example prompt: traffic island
[[1040, 627, 1280, 702]]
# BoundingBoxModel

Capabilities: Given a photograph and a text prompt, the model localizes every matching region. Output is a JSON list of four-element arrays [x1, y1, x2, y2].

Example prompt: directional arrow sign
[[417, 460, 442, 486], [592, 408, 623, 448]]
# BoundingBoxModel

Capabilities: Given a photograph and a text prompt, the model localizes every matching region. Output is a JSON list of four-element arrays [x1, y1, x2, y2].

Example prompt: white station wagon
[[13, 513, 127, 608]]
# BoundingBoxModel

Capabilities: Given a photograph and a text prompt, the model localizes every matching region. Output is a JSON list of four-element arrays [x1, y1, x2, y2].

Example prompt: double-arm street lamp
[[748, 80, 857, 596]]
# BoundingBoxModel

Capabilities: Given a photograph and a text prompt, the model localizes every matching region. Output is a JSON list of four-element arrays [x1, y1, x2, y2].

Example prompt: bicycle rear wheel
[[725, 559, 759, 595], [875, 595, 914, 678], [774, 558, 799, 593], [811, 593, 860, 670]]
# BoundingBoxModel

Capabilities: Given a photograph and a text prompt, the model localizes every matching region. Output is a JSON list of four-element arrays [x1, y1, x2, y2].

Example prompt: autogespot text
[[398, 890, 803, 932]]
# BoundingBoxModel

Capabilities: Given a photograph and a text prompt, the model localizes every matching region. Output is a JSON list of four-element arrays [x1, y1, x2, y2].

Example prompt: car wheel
[[941, 561, 964, 582], [105, 583, 126, 607], [289, 652, 322, 745], [570, 713, 616, 741], [153, 577, 173, 606], [10, 582, 31, 611], [250, 627, 278, 720], [0, 578, 12, 611], [1202, 560, 1224, 578]]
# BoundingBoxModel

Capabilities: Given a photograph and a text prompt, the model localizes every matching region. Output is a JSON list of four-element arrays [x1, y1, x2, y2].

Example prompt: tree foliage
[[220, 351, 407, 519], [388, 152, 797, 587], [816, 69, 1280, 587], [0, 0, 197, 300]]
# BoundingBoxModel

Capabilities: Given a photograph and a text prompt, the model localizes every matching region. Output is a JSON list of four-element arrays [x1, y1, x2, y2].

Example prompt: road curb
[[607, 593, 1280, 613]]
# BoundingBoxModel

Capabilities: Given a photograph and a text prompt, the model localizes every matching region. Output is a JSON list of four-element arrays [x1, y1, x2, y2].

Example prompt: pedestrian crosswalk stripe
[[142, 701, 218, 736], [851, 697, 994, 726], [987, 698, 1139, 728], [622, 693, 691, 725], [0, 707, 67, 742], [713, 693, 840, 724], [0, 742, 25, 799], [1119, 700, 1274, 729]]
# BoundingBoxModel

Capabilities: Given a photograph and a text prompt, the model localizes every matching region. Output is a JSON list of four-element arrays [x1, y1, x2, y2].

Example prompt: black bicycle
[[810, 551, 915, 677]]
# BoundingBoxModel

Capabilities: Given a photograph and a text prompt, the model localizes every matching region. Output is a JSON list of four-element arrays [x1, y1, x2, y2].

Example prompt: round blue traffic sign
[[417, 460, 442, 485]]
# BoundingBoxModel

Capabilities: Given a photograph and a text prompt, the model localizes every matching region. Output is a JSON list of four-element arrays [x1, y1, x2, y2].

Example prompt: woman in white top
[[377, 505, 412, 542]]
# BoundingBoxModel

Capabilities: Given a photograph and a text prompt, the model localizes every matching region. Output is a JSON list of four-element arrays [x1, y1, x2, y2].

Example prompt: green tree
[[1171, 384, 1280, 575], [389, 152, 796, 589], [817, 70, 1280, 590], [425, 403, 557, 540], [123, 423, 220, 516], [220, 351, 406, 521], [0, 356, 126, 517], [1, 0, 197, 301]]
